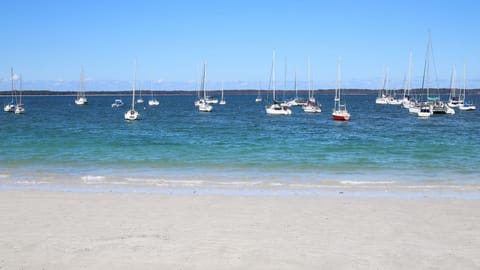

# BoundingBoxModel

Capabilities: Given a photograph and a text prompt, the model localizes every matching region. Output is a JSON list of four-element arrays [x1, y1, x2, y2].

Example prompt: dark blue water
[[1, 94, 479, 192]]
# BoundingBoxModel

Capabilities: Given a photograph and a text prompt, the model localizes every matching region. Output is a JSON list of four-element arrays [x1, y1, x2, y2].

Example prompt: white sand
[[0, 190, 479, 269]]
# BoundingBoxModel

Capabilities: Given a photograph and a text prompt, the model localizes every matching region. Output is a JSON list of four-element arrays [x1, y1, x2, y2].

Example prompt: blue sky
[[1, 0, 479, 91]]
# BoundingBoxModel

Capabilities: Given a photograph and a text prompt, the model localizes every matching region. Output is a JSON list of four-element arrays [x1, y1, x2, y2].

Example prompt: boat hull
[[75, 97, 88, 105], [332, 112, 350, 121], [124, 109, 140, 120], [266, 104, 292, 115]]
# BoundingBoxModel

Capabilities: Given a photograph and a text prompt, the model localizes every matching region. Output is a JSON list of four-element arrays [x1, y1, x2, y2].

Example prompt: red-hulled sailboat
[[332, 60, 351, 121]]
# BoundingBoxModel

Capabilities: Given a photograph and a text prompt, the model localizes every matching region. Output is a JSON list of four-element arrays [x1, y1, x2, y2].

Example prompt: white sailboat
[[148, 81, 159, 106], [375, 67, 389, 105], [74, 67, 88, 105], [418, 32, 454, 116], [219, 81, 226, 105], [136, 82, 144, 104], [402, 52, 417, 110], [4, 68, 16, 112], [124, 61, 140, 120], [265, 50, 291, 115], [255, 82, 262, 102], [447, 65, 460, 108], [198, 63, 213, 112], [303, 59, 321, 113], [14, 75, 25, 114], [332, 59, 350, 121], [459, 64, 476, 111]]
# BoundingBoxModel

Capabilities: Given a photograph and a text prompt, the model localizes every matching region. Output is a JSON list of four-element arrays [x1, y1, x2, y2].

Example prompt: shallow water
[[1, 93, 479, 193]]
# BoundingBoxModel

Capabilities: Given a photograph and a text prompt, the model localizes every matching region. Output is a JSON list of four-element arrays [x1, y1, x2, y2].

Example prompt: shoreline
[[1, 190, 479, 269]]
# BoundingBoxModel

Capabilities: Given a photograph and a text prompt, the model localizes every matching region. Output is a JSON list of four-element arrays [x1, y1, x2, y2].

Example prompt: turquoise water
[[1, 94, 479, 193]]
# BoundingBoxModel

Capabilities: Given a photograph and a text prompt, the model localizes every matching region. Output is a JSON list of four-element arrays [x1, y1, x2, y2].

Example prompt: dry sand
[[0, 190, 479, 269]]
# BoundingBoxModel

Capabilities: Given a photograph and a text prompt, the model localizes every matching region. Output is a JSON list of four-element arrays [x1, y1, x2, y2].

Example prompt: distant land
[[1, 89, 479, 96]]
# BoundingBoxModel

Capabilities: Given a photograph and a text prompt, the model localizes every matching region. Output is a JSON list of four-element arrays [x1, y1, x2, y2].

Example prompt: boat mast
[[421, 32, 431, 99], [11, 68, 14, 92], [294, 71, 297, 97], [202, 63, 207, 99], [80, 66, 85, 98], [132, 60, 136, 111], [307, 57, 311, 99], [449, 65, 456, 100], [270, 49, 276, 101], [462, 64, 467, 100], [407, 51, 412, 97]]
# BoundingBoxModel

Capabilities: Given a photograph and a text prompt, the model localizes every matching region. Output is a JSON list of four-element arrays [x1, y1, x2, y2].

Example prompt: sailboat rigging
[[124, 60, 140, 120]]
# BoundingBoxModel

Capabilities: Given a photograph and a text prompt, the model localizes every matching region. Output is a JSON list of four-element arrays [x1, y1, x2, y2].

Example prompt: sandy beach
[[0, 190, 478, 269]]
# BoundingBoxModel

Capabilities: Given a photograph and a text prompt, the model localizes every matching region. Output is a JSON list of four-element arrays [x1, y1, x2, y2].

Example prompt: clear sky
[[1, 0, 479, 91]]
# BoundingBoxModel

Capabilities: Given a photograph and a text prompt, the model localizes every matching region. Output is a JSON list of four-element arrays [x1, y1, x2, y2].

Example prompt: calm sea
[[1, 94, 479, 195]]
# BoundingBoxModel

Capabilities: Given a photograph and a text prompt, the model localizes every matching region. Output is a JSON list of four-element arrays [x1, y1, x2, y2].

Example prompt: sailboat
[[332, 60, 350, 121], [219, 81, 226, 105], [74, 67, 88, 105], [265, 50, 291, 115], [418, 32, 454, 116], [402, 52, 417, 110], [198, 63, 213, 112], [136, 82, 144, 104], [375, 68, 389, 105], [148, 81, 159, 106], [14, 75, 25, 114], [4, 68, 16, 112], [124, 61, 140, 120], [303, 59, 321, 113], [447, 65, 460, 108], [459, 64, 476, 111], [255, 81, 262, 102]]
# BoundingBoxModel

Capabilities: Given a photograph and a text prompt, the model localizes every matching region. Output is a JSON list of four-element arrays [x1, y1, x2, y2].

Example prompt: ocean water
[[1, 94, 479, 195]]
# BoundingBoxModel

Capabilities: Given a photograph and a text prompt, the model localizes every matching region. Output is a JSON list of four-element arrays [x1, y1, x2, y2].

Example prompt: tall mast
[[421, 32, 431, 99], [11, 67, 14, 91], [202, 62, 207, 99], [294, 70, 297, 96], [407, 51, 413, 95], [132, 60, 136, 110], [80, 66, 85, 98], [449, 65, 456, 100], [307, 57, 311, 98], [270, 49, 276, 100], [463, 64, 467, 99], [335, 59, 341, 102]]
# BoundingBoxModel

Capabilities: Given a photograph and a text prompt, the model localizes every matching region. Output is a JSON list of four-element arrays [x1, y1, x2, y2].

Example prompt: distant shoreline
[[1, 88, 479, 96]]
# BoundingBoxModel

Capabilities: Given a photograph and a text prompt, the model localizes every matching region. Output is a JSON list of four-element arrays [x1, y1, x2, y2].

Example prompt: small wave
[[15, 180, 50, 185], [340, 180, 396, 185], [81, 175, 106, 182], [0, 174, 10, 178]]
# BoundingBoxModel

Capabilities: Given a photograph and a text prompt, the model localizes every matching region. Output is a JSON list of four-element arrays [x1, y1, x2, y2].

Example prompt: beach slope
[[0, 190, 479, 269]]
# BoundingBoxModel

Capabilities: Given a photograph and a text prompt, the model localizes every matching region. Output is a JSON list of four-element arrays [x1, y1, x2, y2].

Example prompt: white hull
[[375, 97, 388, 104], [459, 104, 476, 111], [408, 106, 420, 114], [265, 104, 291, 115], [303, 104, 321, 113], [255, 98, 262, 103], [75, 97, 88, 105], [14, 104, 25, 114], [112, 99, 124, 107], [447, 101, 461, 108], [417, 103, 433, 118], [124, 109, 140, 120], [219, 100, 226, 105], [148, 99, 159, 106], [199, 102, 213, 112], [4, 104, 15, 112]]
